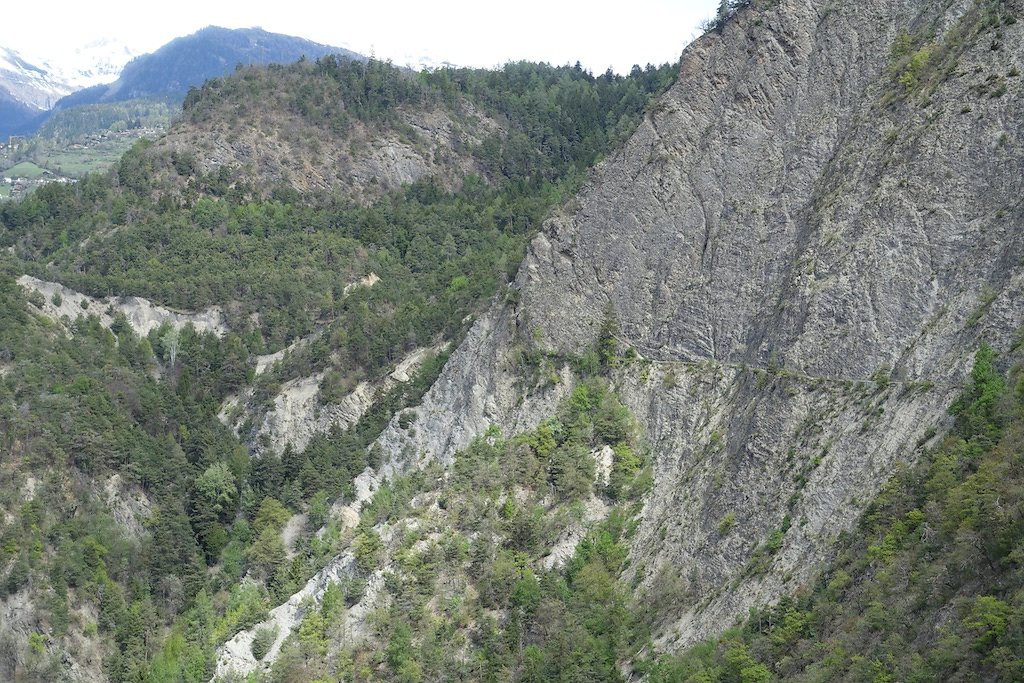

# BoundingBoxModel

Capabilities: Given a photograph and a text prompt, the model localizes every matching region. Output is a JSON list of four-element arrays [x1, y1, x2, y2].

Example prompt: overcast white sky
[[2, 0, 719, 75]]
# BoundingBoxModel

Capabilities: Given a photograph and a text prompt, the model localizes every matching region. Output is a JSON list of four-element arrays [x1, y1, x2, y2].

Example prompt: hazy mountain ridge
[[0, 41, 136, 110], [0, 27, 362, 140], [53, 27, 362, 110], [0, 47, 69, 111]]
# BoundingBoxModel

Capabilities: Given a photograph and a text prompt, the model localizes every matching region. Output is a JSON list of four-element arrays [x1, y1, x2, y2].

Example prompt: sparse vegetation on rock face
[[148, 55, 678, 204], [0, 48, 677, 682], [645, 346, 1024, 682], [160, 57, 494, 202]]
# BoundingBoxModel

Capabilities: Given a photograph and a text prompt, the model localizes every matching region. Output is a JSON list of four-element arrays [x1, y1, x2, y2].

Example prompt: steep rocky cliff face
[[367, 0, 1024, 648]]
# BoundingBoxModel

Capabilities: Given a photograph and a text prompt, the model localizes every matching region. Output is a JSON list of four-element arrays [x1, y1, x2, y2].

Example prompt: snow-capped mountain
[[48, 38, 141, 90], [0, 39, 140, 137], [0, 47, 69, 111], [0, 39, 139, 112]]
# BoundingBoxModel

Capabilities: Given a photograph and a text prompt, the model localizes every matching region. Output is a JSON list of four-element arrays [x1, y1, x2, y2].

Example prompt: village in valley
[[1, 135, 78, 200], [1, 126, 162, 200]]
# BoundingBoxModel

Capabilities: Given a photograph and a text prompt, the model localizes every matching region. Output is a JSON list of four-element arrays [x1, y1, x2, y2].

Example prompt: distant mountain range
[[0, 27, 363, 139], [1, 39, 137, 108], [0, 89, 38, 137], [0, 39, 139, 135], [53, 27, 362, 109]]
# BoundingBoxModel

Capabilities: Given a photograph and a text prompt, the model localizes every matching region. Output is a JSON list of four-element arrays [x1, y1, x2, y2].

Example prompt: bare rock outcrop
[[155, 89, 501, 202], [16, 274, 227, 337], [213, 0, 1024, 666], [366, 0, 1024, 648], [223, 344, 447, 456]]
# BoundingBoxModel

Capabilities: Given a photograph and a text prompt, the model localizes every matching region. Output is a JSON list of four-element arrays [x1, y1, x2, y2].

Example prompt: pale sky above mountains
[[2, 0, 719, 75]]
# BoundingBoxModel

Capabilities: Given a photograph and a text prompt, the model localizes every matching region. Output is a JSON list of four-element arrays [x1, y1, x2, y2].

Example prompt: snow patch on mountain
[[45, 37, 141, 89], [0, 39, 139, 111]]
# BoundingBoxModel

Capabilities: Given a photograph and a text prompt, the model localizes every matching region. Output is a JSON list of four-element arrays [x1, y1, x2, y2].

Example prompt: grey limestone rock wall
[[372, 0, 1024, 647]]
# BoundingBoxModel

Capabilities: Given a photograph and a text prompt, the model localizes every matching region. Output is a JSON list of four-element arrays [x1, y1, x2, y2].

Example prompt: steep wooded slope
[[645, 344, 1024, 680], [5, 0, 1024, 679]]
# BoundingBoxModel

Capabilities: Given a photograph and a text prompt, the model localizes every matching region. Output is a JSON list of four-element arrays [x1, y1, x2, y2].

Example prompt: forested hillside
[[0, 55, 677, 681]]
